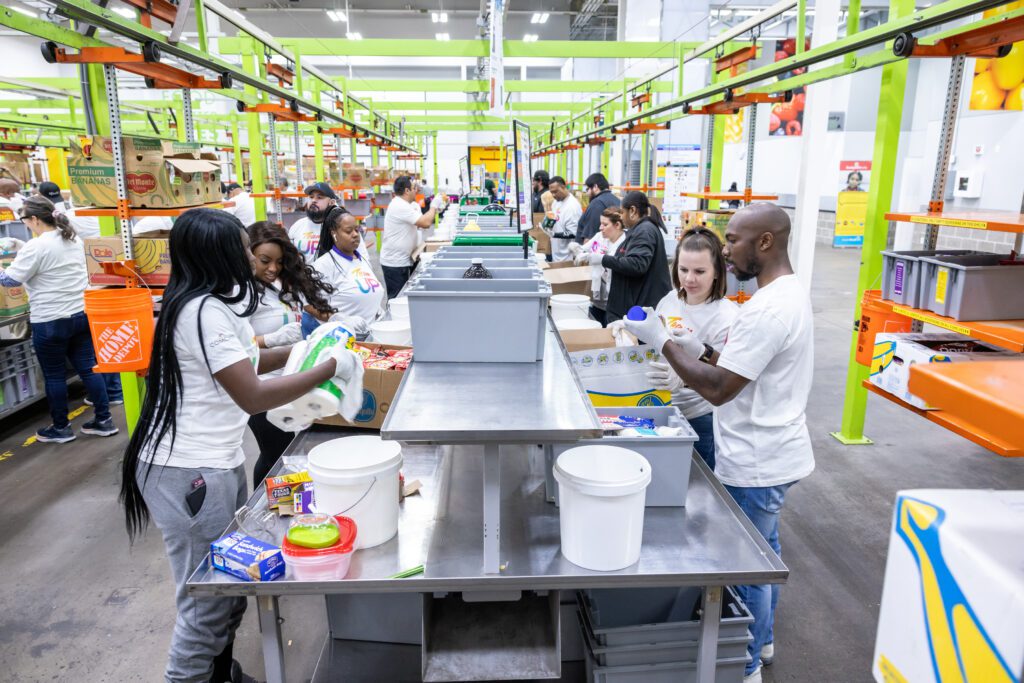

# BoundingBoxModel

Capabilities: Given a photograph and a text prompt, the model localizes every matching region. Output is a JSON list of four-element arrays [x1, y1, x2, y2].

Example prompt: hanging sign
[[489, 0, 505, 116], [835, 160, 871, 247], [513, 121, 533, 231]]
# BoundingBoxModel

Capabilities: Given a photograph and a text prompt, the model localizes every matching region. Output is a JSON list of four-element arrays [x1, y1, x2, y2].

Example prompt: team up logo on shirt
[[351, 266, 382, 295]]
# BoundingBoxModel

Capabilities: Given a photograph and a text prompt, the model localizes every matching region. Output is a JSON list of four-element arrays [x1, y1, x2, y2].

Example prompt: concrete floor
[[0, 247, 1021, 682]]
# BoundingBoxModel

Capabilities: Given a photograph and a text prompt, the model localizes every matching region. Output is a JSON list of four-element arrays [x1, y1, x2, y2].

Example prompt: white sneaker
[[743, 666, 763, 683], [761, 641, 774, 665]]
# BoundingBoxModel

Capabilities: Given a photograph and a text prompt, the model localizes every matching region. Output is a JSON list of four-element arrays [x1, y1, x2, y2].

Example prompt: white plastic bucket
[[550, 294, 591, 321], [555, 318, 601, 331], [389, 296, 410, 321], [307, 436, 403, 549], [554, 445, 651, 571], [370, 319, 412, 346]]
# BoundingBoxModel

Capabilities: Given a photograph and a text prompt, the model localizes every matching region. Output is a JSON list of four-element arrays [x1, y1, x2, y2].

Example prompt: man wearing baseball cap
[[220, 181, 255, 226], [38, 181, 100, 239], [288, 181, 339, 263]]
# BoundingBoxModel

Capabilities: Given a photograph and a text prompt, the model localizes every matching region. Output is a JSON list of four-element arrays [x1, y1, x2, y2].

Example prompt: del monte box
[[68, 136, 221, 209]]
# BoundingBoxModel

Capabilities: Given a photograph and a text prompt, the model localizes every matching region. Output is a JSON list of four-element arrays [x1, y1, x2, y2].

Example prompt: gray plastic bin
[[584, 653, 749, 683], [881, 249, 976, 308], [919, 253, 1024, 320], [420, 267, 541, 280], [428, 258, 538, 268], [341, 198, 371, 216], [434, 247, 529, 259], [406, 277, 551, 362], [578, 586, 753, 648], [549, 406, 698, 507]]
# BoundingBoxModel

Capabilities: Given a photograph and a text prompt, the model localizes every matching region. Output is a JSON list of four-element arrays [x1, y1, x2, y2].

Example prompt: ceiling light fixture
[[435, 32, 450, 41], [539, 13, 549, 23], [431, 12, 439, 22], [346, 31, 362, 40], [440, 12, 448, 22], [327, 10, 347, 22], [523, 33, 539, 42], [11, 6, 37, 18]]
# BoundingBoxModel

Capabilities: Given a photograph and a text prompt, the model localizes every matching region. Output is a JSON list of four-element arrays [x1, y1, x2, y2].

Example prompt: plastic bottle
[[462, 258, 493, 279], [626, 306, 647, 321]]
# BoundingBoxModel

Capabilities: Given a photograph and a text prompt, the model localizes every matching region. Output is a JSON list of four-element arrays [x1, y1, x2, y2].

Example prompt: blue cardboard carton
[[210, 532, 285, 582]]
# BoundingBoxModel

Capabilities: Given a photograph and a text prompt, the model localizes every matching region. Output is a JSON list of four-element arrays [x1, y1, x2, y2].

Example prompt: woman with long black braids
[[246, 221, 334, 487], [120, 209, 357, 683]]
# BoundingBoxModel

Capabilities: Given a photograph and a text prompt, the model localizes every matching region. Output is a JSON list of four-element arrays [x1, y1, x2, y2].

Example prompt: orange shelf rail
[[251, 191, 307, 198], [681, 191, 779, 201], [908, 360, 1024, 456], [884, 210, 1024, 234], [75, 201, 234, 217], [873, 298, 1024, 353], [863, 381, 1022, 457]]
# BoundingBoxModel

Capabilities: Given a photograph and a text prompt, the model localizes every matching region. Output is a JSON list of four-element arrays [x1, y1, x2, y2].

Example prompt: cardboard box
[[369, 166, 393, 186], [0, 153, 31, 186], [210, 532, 285, 582], [559, 327, 616, 353], [265, 471, 312, 510], [0, 255, 28, 317], [342, 162, 370, 188], [569, 344, 672, 407], [869, 332, 1017, 409], [318, 342, 410, 430], [67, 136, 221, 209], [528, 226, 551, 255], [84, 234, 171, 286], [541, 261, 592, 296]]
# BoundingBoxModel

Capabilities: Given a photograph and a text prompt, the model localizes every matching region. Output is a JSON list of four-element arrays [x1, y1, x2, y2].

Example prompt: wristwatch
[[698, 343, 715, 363]]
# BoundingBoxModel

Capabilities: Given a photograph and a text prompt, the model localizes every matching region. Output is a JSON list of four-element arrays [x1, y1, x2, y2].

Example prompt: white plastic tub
[[555, 318, 602, 331], [550, 293, 591, 321], [307, 436, 403, 549], [388, 296, 410, 321], [370, 319, 412, 346], [554, 445, 651, 571], [281, 515, 357, 581]]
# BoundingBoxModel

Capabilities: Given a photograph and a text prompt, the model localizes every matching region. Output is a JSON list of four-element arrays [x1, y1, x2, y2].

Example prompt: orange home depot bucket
[[855, 289, 912, 367], [84, 288, 155, 372]]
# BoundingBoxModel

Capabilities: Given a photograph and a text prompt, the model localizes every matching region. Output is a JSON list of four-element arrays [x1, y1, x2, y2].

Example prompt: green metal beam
[[341, 79, 674, 94], [225, 37, 707, 59], [405, 124, 513, 132], [372, 115, 555, 124], [368, 101, 591, 113]]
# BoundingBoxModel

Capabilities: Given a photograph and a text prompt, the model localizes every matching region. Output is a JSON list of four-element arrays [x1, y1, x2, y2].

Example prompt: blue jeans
[[688, 412, 715, 471], [31, 311, 110, 427], [724, 481, 795, 674], [381, 265, 412, 300], [300, 311, 320, 339], [103, 372, 123, 401]]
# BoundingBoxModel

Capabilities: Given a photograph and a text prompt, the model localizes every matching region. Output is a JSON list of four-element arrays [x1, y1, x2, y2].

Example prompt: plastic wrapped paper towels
[[267, 322, 365, 432]]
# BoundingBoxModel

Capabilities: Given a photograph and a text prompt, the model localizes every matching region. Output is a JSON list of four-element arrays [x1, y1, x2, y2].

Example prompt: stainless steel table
[[187, 432, 787, 682], [382, 320, 603, 577]]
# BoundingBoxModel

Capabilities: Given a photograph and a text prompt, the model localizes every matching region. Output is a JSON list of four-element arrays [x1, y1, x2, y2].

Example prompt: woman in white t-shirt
[[245, 221, 335, 486], [573, 207, 628, 327], [0, 196, 117, 443], [305, 207, 385, 336], [649, 227, 739, 470], [119, 209, 356, 683]]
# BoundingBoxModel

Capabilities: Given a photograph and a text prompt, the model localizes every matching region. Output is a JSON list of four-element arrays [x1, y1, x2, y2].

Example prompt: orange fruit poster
[[970, 1, 1024, 110]]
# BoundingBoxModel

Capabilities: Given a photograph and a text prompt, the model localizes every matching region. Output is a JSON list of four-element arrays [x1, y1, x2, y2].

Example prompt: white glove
[[328, 313, 369, 337], [262, 321, 302, 348], [587, 252, 604, 266], [330, 345, 359, 381], [668, 327, 705, 359], [646, 360, 685, 395], [607, 319, 633, 347], [568, 241, 583, 256], [573, 250, 589, 266], [622, 307, 670, 351], [429, 195, 444, 211]]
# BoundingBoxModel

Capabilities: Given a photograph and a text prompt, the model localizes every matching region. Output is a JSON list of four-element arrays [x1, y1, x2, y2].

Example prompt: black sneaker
[[36, 425, 76, 443], [81, 419, 119, 437]]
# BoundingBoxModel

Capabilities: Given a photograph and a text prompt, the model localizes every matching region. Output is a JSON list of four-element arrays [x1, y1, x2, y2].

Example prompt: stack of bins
[[880, 249, 979, 308], [406, 246, 551, 362], [0, 339, 44, 417], [577, 587, 753, 683], [917, 252, 1024, 321]]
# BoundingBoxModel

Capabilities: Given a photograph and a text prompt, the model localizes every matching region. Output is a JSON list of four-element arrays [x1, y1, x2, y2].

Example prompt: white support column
[[791, 0, 841, 289]]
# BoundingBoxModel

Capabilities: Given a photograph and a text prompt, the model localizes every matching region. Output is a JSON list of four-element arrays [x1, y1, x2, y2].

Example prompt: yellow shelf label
[[892, 305, 972, 336], [909, 215, 988, 230]]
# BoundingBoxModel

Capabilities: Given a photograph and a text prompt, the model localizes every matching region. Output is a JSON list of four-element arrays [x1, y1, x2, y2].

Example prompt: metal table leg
[[482, 443, 501, 574], [695, 585, 723, 682], [257, 594, 287, 683]]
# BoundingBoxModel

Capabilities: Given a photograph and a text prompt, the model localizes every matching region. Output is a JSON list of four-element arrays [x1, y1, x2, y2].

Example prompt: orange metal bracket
[[685, 91, 789, 116], [909, 15, 1024, 58], [715, 45, 759, 73], [46, 46, 226, 89], [241, 103, 316, 122], [585, 136, 615, 146], [121, 0, 179, 25], [630, 92, 651, 109], [266, 62, 295, 86], [613, 122, 669, 134]]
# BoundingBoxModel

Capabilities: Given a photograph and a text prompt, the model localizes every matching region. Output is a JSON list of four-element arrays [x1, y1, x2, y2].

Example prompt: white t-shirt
[[551, 194, 583, 262], [655, 292, 739, 419], [289, 217, 322, 263], [244, 283, 301, 377], [223, 191, 256, 227], [144, 296, 259, 469], [313, 248, 385, 324], [133, 216, 173, 235], [714, 274, 815, 488], [53, 202, 101, 239], [4, 230, 88, 323], [584, 232, 626, 305], [380, 195, 423, 268]]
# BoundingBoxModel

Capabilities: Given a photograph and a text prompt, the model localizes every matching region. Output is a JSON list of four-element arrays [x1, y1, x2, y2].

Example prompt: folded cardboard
[[528, 226, 551, 255], [84, 234, 171, 286], [540, 261, 592, 296], [0, 152, 31, 186], [68, 136, 221, 209], [569, 344, 672, 407], [559, 327, 616, 353], [318, 342, 410, 430], [869, 332, 1017, 410]]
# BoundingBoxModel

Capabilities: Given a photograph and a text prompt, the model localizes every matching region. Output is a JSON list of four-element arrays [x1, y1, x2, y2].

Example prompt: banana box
[[873, 490, 1024, 683], [869, 333, 1017, 409], [569, 344, 672, 407], [67, 136, 221, 209], [84, 234, 171, 286]]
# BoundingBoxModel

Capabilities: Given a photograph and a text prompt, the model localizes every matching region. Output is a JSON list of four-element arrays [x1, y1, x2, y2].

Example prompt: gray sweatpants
[[139, 462, 248, 683]]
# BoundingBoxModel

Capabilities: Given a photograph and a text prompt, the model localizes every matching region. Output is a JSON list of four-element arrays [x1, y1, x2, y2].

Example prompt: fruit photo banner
[[970, 2, 1024, 111], [770, 38, 809, 136]]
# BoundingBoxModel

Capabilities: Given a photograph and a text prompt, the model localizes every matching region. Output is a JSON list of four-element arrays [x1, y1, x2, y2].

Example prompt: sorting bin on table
[[880, 249, 977, 308], [919, 253, 1024, 321]]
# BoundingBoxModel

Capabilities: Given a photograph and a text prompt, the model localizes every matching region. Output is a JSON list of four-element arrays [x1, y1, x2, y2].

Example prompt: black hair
[[20, 195, 75, 241], [585, 173, 610, 191], [532, 170, 550, 186], [621, 191, 667, 234], [248, 221, 335, 317], [315, 205, 352, 259], [550, 176, 567, 187], [673, 227, 727, 302], [120, 209, 260, 542], [394, 175, 413, 195]]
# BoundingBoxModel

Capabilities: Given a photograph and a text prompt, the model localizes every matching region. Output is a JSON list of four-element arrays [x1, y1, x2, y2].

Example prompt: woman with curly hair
[[246, 220, 335, 485]]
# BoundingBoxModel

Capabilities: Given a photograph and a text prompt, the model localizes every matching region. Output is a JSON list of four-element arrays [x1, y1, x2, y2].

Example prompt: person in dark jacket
[[580, 191, 671, 323], [531, 170, 550, 214], [576, 173, 620, 244]]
